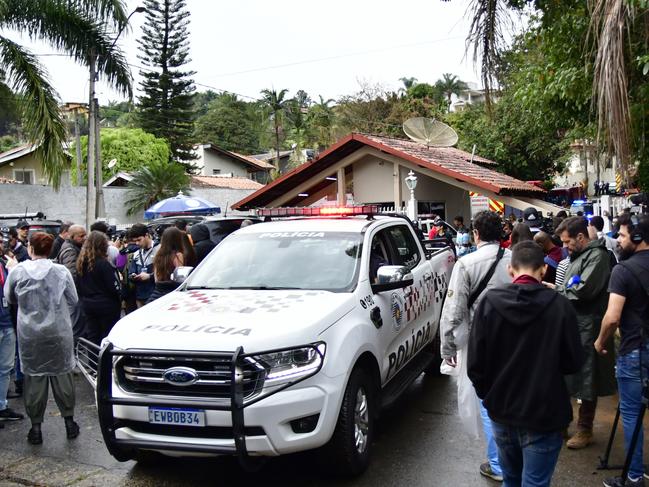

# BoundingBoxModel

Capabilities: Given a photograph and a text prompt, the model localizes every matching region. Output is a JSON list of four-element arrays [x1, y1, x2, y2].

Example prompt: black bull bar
[[79, 339, 253, 465]]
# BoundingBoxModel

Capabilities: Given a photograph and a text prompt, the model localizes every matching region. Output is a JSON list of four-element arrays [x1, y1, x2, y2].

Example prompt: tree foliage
[[73, 128, 170, 183], [137, 0, 197, 169], [0, 0, 132, 188], [125, 160, 190, 215], [194, 93, 261, 153]]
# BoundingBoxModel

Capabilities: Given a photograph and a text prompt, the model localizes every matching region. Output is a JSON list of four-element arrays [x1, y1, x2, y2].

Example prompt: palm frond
[[125, 161, 190, 216], [465, 0, 510, 110], [2, 0, 132, 97], [69, 0, 128, 29], [589, 0, 633, 180], [0, 36, 68, 188]]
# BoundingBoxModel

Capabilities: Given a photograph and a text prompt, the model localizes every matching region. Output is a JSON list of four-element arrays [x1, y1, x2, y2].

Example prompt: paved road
[[0, 372, 641, 486]]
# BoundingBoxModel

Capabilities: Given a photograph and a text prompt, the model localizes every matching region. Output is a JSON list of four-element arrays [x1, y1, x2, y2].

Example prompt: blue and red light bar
[[257, 205, 380, 217]]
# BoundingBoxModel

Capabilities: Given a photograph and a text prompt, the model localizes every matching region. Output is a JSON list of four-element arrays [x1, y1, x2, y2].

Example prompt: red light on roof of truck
[[257, 205, 379, 217]]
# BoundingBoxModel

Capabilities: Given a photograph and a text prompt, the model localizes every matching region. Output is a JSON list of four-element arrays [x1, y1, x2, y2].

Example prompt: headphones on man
[[629, 219, 646, 244]]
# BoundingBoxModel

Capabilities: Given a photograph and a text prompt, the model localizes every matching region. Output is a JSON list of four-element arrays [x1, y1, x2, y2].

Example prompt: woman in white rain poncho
[[3, 232, 80, 445]]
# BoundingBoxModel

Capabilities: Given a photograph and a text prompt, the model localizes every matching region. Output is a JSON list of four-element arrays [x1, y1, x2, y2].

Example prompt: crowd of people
[[0, 217, 220, 445], [441, 207, 649, 487]]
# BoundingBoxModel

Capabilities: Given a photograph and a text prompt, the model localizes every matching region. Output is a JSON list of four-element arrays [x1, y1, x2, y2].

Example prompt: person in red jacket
[[534, 231, 564, 284]]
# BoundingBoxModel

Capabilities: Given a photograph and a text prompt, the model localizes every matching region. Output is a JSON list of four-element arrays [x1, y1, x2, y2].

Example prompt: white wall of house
[[195, 146, 250, 178], [351, 155, 471, 221], [0, 172, 258, 226], [555, 152, 618, 195]]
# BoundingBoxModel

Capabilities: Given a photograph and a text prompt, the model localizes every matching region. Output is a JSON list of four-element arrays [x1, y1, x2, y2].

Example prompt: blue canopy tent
[[144, 191, 221, 220]]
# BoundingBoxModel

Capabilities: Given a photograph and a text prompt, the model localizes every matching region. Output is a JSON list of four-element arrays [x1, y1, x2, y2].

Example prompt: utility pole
[[73, 110, 82, 186], [85, 49, 96, 227], [95, 97, 104, 218]]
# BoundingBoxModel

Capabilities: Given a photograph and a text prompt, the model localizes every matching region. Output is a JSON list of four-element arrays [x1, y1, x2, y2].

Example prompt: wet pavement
[[0, 371, 644, 486]]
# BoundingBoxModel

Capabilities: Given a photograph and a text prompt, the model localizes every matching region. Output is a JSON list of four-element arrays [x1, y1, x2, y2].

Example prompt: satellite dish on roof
[[403, 117, 458, 148], [107, 158, 117, 169]]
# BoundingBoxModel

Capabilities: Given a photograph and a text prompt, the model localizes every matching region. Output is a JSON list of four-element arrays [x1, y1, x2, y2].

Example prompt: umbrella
[[144, 191, 221, 220]]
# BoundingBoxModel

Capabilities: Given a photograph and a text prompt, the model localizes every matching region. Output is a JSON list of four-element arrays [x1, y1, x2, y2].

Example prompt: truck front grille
[[115, 354, 265, 399]]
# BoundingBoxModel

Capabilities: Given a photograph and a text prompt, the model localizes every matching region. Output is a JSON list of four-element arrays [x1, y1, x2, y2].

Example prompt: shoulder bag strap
[[619, 261, 649, 297], [468, 246, 506, 309]]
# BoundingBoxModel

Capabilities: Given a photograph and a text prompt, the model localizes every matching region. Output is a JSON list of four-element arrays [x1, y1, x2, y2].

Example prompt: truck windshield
[[186, 231, 363, 292]]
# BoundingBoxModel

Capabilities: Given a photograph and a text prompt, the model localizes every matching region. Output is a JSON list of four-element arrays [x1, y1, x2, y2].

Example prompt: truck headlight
[[250, 343, 326, 394]]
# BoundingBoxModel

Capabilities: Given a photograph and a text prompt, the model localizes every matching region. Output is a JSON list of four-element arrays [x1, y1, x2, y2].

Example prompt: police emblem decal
[[391, 292, 404, 331]]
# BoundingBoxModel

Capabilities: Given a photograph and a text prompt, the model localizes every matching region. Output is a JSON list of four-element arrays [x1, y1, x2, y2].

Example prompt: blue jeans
[[481, 401, 502, 475], [491, 422, 563, 487], [616, 343, 649, 480], [0, 327, 16, 410]]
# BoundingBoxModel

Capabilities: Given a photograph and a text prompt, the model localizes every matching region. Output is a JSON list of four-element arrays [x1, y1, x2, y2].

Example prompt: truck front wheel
[[324, 367, 375, 476]]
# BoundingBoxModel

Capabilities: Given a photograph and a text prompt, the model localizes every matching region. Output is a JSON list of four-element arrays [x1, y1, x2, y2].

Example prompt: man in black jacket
[[189, 224, 215, 266], [468, 241, 584, 487]]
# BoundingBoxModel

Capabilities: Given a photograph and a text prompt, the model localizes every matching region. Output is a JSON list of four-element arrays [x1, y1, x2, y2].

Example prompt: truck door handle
[[424, 273, 433, 282], [370, 307, 383, 329], [404, 288, 413, 299]]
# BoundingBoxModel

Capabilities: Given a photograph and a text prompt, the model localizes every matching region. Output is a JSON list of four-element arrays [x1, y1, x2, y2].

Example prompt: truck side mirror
[[371, 265, 413, 294], [171, 266, 194, 284]]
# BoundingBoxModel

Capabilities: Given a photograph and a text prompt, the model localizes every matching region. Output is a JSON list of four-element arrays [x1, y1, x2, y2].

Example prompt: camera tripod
[[598, 360, 649, 486]]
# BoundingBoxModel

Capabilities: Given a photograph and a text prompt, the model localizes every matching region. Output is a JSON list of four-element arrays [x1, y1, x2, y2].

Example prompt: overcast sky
[[7, 0, 522, 106]]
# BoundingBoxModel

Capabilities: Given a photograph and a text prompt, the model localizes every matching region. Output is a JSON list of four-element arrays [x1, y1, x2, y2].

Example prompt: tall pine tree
[[137, 0, 197, 169]]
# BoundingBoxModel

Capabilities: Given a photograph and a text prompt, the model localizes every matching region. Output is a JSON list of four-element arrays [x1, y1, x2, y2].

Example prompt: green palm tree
[[460, 0, 636, 178], [125, 160, 190, 215], [399, 76, 418, 93], [435, 73, 468, 108], [308, 95, 336, 150], [260, 88, 289, 173], [0, 0, 132, 188]]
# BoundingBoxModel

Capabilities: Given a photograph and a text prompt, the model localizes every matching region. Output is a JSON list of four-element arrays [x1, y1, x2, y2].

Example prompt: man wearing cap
[[15, 221, 29, 246], [7, 228, 29, 263], [522, 207, 544, 235]]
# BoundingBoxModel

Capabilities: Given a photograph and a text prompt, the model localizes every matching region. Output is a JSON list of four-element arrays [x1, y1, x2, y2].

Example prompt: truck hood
[[107, 289, 354, 352]]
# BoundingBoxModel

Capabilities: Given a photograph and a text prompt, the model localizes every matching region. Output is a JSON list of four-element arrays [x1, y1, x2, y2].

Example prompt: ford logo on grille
[[163, 367, 198, 386]]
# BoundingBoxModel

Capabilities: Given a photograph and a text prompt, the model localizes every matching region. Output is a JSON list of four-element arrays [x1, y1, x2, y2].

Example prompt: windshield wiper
[[223, 286, 302, 290], [185, 285, 301, 291]]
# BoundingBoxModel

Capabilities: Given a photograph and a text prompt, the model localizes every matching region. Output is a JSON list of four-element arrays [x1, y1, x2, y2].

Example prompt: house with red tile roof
[[233, 133, 561, 220], [195, 143, 273, 184]]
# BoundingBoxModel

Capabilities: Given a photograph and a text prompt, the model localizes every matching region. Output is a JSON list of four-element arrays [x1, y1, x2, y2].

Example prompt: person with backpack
[[595, 214, 649, 487], [546, 216, 616, 450]]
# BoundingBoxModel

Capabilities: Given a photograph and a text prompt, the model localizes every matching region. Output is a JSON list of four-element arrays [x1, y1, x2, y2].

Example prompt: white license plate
[[148, 407, 205, 427]]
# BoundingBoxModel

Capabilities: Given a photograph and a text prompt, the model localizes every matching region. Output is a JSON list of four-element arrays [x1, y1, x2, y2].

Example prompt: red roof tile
[[191, 176, 264, 190], [359, 134, 542, 195]]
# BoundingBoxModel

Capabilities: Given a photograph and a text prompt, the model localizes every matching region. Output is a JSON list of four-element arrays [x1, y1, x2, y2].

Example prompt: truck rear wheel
[[424, 327, 443, 376], [324, 366, 375, 476]]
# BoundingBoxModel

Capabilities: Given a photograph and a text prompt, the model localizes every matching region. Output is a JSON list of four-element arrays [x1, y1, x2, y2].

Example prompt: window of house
[[13, 169, 34, 184], [212, 169, 221, 176]]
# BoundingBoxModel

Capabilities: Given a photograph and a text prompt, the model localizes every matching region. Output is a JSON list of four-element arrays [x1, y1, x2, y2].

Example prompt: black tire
[[134, 449, 163, 465], [424, 327, 443, 376], [324, 366, 375, 476]]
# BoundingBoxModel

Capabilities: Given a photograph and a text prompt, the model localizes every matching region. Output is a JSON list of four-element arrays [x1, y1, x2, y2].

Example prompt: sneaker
[[603, 475, 645, 486], [566, 429, 594, 449], [0, 408, 24, 421], [479, 461, 504, 482]]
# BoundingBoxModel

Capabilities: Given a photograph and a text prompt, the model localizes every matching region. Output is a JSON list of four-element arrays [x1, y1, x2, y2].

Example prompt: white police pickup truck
[[78, 206, 454, 475]]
